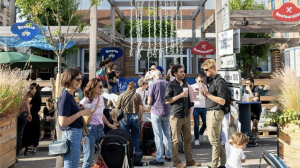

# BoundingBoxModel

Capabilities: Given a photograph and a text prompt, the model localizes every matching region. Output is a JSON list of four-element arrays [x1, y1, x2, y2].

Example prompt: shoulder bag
[[49, 96, 70, 156], [117, 93, 135, 121]]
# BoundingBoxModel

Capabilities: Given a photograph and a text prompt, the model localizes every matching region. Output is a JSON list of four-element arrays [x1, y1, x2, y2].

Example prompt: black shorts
[[250, 104, 262, 121]]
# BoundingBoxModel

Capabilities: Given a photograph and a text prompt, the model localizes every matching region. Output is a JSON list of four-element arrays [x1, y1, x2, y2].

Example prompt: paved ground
[[13, 134, 277, 168]]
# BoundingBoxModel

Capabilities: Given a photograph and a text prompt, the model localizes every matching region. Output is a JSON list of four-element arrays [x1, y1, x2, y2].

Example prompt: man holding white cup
[[165, 65, 201, 168]]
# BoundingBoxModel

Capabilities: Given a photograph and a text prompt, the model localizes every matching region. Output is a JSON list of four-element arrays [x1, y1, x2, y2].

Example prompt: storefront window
[[135, 50, 159, 74], [83, 49, 104, 74]]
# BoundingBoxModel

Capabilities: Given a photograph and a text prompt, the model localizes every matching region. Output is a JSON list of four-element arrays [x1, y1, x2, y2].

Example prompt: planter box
[[278, 123, 300, 167], [0, 114, 17, 168]]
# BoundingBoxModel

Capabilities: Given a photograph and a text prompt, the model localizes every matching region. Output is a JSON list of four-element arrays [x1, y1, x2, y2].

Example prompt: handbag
[[48, 139, 70, 156], [82, 96, 101, 124], [92, 139, 109, 168], [117, 93, 135, 121]]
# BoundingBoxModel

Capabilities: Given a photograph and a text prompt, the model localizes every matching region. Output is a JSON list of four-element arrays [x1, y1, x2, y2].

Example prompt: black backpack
[[214, 77, 231, 115]]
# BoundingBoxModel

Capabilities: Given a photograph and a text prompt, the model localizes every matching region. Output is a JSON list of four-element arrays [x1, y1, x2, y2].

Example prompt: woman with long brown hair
[[80, 78, 116, 168], [116, 82, 143, 152]]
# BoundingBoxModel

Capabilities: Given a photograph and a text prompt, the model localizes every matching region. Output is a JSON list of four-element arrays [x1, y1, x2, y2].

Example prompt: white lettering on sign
[[106, 50, 119, 53], [220, 54, 236, 69], [18, 26, 36, 30], [218, 70, 242, 85], [228, 86, 242, 101]]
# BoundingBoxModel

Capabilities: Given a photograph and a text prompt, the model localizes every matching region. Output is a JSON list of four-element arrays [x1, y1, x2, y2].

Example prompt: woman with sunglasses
[[58, 68, 93, 168], [20, 83, 42, 155], [80, 78, 117, 168]]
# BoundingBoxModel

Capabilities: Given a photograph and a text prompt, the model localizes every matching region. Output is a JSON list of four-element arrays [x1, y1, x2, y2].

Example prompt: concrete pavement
[[13, 135, 277, 168]]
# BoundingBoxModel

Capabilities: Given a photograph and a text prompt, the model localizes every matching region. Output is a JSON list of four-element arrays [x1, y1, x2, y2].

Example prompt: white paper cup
[[183, 87, 188, 92], [84, 104, 91, 109]]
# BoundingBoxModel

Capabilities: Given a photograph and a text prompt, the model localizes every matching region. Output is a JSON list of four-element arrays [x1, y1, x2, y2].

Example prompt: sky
[[80, 0, 268, 10]]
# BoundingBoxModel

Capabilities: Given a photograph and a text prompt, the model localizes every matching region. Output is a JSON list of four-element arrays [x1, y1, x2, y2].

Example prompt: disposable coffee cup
[[84, 104, 92, 109], [75, 92, 79, 97], [46, 116, 50, 121], [183, 87, 188, 92]]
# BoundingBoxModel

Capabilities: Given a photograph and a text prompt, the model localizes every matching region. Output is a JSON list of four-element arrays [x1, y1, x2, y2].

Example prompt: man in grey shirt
[[147, 70, 171, 165], [201, 59, 226, 168]]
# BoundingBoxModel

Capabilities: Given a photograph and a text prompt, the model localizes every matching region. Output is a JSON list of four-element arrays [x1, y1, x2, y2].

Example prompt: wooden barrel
[[0, 114, 17, 168], [278, 123, 300, 167]]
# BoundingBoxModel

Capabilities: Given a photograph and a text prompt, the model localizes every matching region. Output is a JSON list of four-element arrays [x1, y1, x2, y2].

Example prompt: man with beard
[[244, 78, 261, 138], [165, 64, 201, 168]]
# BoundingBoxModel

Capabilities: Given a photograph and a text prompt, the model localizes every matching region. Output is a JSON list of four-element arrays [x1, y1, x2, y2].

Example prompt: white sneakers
[[195, 139, 200, 145], [200, 135, 207, 141]]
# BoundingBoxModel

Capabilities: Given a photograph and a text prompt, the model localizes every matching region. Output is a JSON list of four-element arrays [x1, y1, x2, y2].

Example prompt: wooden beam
[[231, 19, 300, 25], [124, 15, 193, 20], [115, 0, 203, 7], [230, 10, 273, 18], [107, 0, 115, 6], [97, 29, 112, 44], [116, 7, 124, 20], [205, 38, 300, 45], [192, 7, 200, 20]]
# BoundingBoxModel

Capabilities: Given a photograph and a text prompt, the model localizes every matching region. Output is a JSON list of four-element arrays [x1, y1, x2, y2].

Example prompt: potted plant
[[266, 67, 300, 167], [0, 66, 27, 167]]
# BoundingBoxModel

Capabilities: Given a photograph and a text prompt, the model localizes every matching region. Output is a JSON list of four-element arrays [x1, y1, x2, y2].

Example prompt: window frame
[[81, 48, 105, 74], [284, 51, 291, 67], [134, 49, 161, 74]]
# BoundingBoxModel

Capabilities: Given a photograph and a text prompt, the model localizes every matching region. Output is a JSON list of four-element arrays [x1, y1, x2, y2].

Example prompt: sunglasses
[[74, 78, 83, 82], [29, 87, 34, 89], [98, 85, 103, 89], [204, 68, 209, 71]]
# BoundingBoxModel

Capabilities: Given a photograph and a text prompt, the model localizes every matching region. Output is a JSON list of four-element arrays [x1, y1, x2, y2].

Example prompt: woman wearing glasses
[[20, 83, 41, 156], [80, 78, 116, 168], [58, 68, 93, 168]]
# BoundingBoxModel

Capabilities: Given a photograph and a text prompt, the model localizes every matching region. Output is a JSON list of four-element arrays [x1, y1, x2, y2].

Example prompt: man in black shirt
[[244, 78, 262, 136], [165, 65, 201, 168], [201, 59, 226, 168]]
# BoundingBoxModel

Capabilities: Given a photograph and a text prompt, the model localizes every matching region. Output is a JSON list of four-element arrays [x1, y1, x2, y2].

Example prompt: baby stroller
[[99, 129, 134, 168], [259, 152, 288, 168]]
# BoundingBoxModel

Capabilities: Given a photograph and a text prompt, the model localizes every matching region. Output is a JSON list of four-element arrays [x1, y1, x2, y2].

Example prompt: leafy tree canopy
[[230, 0, 272, 78]]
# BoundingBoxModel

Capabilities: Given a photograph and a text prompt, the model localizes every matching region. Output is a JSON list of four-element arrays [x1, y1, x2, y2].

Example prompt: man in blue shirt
[[147, 70, 172, 165]]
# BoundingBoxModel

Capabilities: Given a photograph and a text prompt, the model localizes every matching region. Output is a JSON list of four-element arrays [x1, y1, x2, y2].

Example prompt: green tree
[[16, 0, 102, 95], [230, 0, 272, 78]]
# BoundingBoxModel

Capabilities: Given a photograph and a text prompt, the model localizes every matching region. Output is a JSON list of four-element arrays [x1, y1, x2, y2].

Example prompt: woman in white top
[[80, 78, 116, 168]]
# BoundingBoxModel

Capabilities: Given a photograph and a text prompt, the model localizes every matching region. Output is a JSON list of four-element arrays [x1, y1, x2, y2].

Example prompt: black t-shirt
[[30, 94, 42, 115], [243, 86, 261, 100], [57, 90, 82, 131], [43, 106, 55, 117], [205, 74, 227, 110]]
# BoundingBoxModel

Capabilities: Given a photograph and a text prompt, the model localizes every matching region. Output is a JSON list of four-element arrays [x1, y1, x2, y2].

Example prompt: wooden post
[[9, 0, 16, 25], [89, 5, 97, 79], [192, 12, 196, 73], [120, 13, 125, 77], [110, 4, 116, 45], [215, 0, 222, 70]]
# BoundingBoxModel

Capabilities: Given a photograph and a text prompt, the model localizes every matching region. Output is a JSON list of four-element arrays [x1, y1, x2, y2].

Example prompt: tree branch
[[61, 5, 93, 54]]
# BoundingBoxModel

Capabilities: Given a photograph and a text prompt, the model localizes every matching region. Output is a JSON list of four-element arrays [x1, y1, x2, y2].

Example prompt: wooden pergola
[[94, 0, 299, 75]]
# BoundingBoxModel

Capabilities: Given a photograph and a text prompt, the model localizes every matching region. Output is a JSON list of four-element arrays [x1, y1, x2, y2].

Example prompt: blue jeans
[[82, 124, 105, 168], [193, 108, 207, 140], [151, 113, 172, 162], [120, 113, 140, 152], [61, 128, 82, 168]]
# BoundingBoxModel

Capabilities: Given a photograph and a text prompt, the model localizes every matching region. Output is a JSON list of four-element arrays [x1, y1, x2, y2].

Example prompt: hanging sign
[[218, 29, 240, 56], [100, 47, 124, 61], [218, 70, 242, 85], [222, 0, 230, 31], [273, 2, 300, 22], [11, 21, 41, 41], [192, 41, 215, 55], [228, 86, 242, 101], [220, 54, 237, 69]]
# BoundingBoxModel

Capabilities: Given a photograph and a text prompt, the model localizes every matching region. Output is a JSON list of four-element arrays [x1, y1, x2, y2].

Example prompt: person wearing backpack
[[201, 59, 227, 168]]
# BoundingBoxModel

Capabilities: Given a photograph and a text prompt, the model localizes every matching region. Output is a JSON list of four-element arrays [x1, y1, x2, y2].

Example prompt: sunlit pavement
[[15, 135, 276, 168]]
